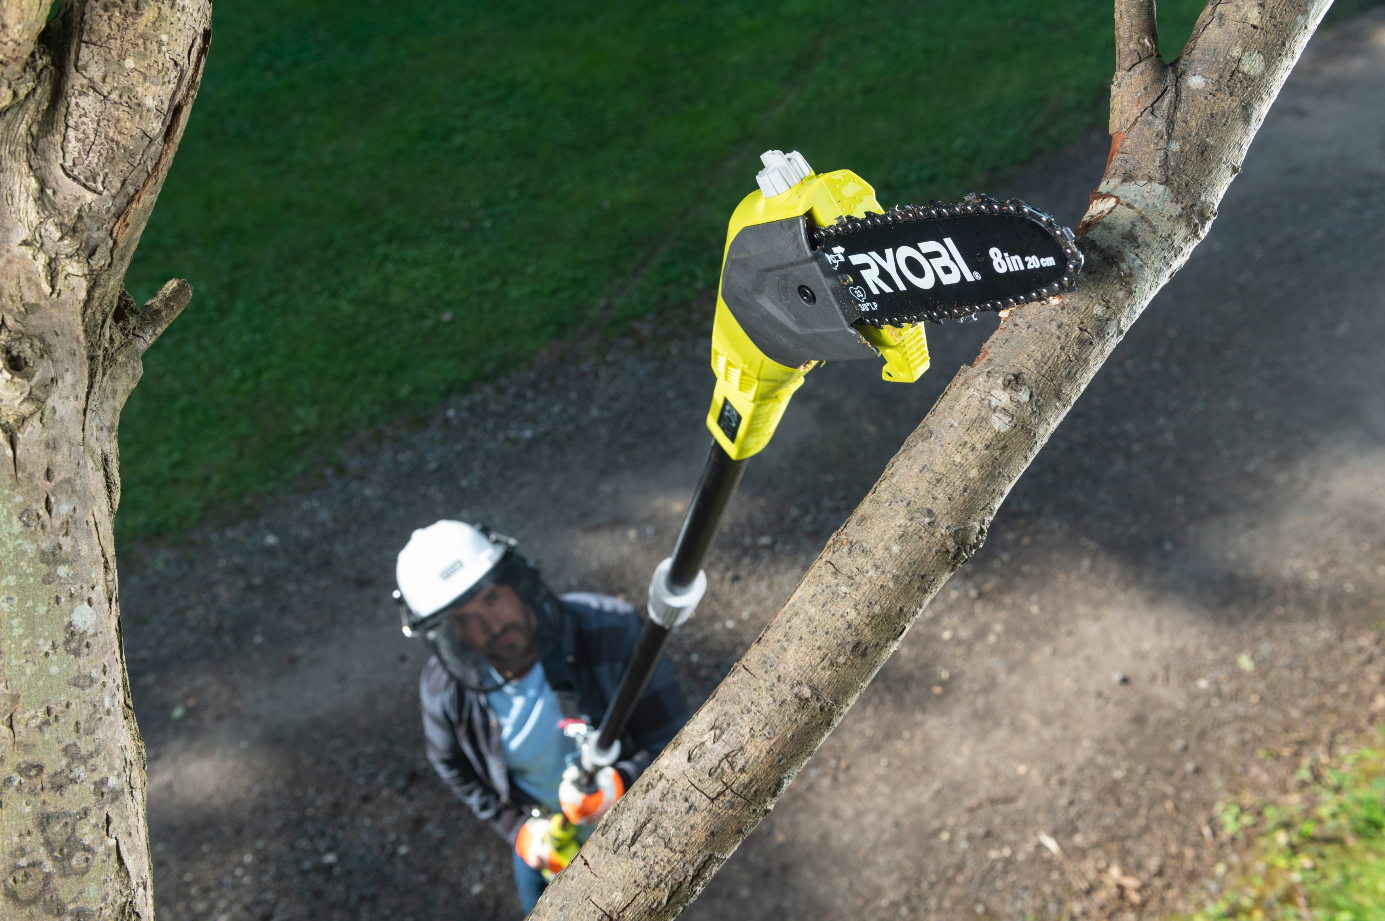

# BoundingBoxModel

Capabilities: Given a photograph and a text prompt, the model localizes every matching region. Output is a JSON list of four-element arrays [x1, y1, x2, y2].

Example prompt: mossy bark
[[529, 1, 1334, 918], [0, 1, 207, 917]]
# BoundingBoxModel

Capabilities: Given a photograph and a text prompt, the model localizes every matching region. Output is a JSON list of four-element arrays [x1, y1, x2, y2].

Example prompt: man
[[395, 520, 688, 913]]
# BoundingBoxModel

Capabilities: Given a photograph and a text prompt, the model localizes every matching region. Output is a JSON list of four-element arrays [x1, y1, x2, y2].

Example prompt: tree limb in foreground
[[0, 1, 210, 918], [530, 1, 1333, 917]]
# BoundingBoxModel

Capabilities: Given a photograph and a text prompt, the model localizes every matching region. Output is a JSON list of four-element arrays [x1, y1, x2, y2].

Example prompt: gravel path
[[121, 11, 1385, 920]]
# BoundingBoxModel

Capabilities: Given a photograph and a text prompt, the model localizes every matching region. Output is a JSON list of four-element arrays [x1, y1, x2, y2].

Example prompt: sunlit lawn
[[1175, 731, 1385, 920], [124, 0, 1238, 537]]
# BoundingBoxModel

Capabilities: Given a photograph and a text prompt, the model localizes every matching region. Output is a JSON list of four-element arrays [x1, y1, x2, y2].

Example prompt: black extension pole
[[593, 440, 749, 754], [666, 441, 750, 592]]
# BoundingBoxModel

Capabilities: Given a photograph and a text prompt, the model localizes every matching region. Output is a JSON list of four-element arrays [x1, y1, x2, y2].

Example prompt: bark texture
[[531, 1, 1333, 918], [0, 1, 208, 918]]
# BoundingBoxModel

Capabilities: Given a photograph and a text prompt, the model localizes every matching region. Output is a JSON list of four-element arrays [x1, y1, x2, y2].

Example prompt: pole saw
[[567, 149, 1082, 787]]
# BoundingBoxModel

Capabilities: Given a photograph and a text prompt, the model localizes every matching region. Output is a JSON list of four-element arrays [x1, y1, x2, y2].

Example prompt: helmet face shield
[[412, 552, 564, 691]]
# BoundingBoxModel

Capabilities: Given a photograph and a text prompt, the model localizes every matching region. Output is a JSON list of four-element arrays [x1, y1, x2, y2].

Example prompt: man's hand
[[515, 815, 578, 878], [559, 763, 625, 826]]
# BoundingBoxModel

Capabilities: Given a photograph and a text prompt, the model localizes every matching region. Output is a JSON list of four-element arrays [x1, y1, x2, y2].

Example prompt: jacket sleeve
[[419, 659, 529, 844]]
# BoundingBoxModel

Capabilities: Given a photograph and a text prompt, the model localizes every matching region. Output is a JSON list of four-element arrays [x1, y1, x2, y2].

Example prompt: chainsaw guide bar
[[717, 191, 1084, 370], [810, 193, 1084, 328]]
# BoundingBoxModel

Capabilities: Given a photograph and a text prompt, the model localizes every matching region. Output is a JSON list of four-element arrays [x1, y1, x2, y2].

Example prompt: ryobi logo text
[[845, 237, 977, 296]]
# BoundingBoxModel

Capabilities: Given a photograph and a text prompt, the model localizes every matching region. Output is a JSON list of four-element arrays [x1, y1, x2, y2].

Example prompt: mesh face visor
[[412, 553, 564, 692]]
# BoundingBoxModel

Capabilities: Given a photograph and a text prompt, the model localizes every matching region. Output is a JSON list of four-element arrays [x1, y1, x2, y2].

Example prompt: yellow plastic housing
[[857, 322, 931, 383], [706, 169, 931, 459]]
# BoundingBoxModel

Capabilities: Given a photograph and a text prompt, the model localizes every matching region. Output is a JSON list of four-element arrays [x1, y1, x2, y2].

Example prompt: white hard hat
[[396, 520, 507, 621], [394, 521, 565, 691]]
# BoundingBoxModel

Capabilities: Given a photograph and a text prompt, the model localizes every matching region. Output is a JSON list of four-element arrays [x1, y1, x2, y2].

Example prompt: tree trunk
[[530, 1, 1333, 917], [0, 1, 208, 917]]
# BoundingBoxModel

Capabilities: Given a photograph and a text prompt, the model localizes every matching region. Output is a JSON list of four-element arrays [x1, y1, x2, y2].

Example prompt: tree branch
[[1108, 0, 1171, 169], [102, 277, 193, 411], [0, 1, 210, 918], [131, 278, 193, 356], [1116, 0, 1160, 72], [529, 1, 1333, 918]]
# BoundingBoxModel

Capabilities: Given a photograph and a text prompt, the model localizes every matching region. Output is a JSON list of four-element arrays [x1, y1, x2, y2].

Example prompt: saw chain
[[809, 193, 1084, 327]]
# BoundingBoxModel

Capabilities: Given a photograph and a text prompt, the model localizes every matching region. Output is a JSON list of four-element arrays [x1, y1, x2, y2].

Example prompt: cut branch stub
[[130, 278, 193, 356]]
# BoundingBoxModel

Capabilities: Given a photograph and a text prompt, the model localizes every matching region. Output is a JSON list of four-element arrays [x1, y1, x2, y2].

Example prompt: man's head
[[395, 520, 563, 690]]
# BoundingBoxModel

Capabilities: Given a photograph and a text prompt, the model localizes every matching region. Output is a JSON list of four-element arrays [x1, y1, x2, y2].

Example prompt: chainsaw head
[[704, 150, 1080, 460]]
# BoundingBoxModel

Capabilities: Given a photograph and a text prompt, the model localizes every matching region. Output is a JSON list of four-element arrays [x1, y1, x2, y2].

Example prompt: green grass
[[1175, 731, 1385, 920], [117, 0, 1218, 538]]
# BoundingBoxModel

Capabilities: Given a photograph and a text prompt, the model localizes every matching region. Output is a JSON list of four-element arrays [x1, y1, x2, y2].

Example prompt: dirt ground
[[118, 11, 1385, 921]]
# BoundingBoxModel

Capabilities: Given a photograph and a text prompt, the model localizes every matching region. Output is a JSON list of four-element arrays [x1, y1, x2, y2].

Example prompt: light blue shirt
[[486, 662, 573, 813]]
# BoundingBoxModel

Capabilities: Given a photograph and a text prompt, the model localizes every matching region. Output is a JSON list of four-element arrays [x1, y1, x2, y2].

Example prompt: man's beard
[[486, 620, 537, 674]]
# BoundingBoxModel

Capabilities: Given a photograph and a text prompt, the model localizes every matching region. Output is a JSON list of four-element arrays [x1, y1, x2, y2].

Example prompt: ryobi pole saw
[[569, 149, 1082, 782]]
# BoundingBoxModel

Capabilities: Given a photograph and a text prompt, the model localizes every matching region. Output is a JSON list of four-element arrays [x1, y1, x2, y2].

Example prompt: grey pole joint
[[646, 557, 707, 630]]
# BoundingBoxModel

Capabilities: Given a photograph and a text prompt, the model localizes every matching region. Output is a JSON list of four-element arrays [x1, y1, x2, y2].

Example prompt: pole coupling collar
[[646, 557, 706, 630], [580, 736, 621, 773]]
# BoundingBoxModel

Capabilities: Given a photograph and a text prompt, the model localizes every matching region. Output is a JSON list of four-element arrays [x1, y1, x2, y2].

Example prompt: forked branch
[[529, 2, 1333, 919]]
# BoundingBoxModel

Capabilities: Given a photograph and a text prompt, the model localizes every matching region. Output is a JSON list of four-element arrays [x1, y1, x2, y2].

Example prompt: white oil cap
[[756, 150, 812, 198]]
